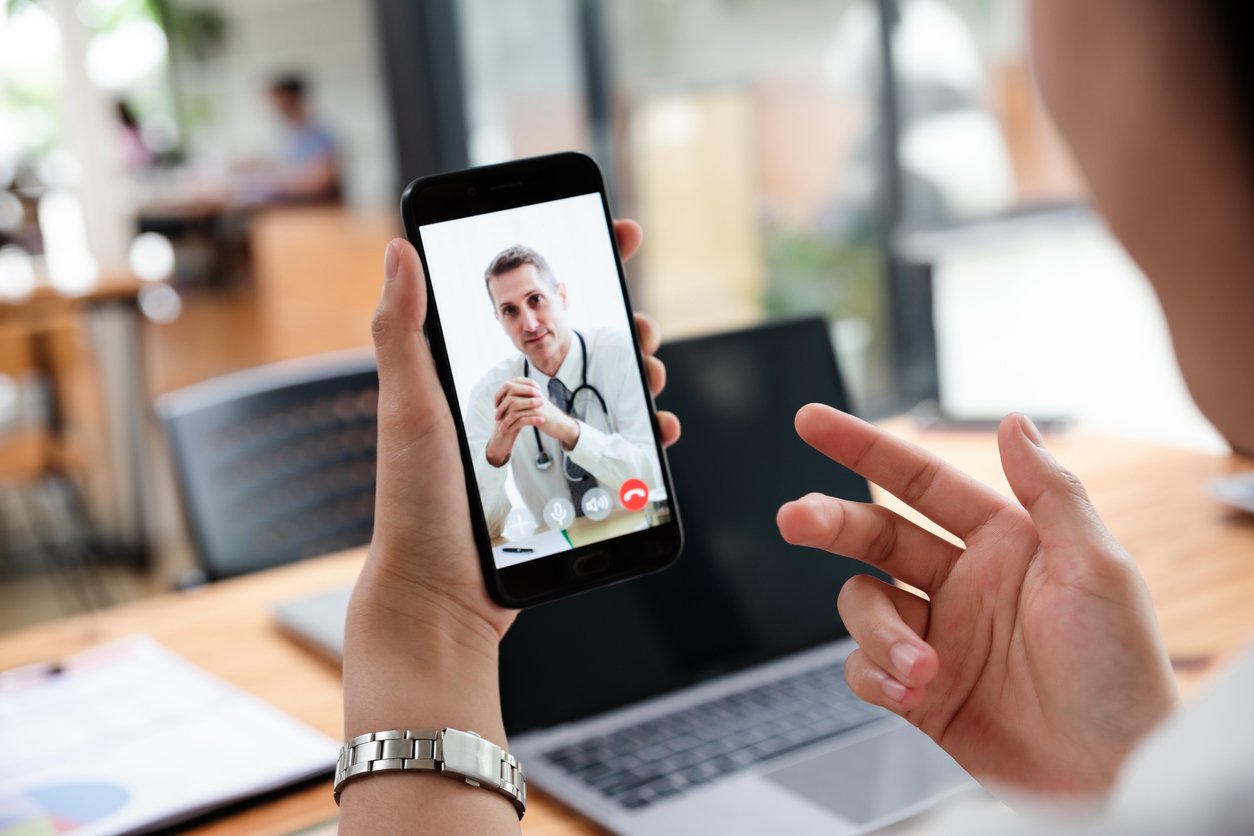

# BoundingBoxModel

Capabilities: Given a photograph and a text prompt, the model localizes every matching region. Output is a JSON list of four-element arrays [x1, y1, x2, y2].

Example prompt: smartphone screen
[[407, 156, 680, 605]]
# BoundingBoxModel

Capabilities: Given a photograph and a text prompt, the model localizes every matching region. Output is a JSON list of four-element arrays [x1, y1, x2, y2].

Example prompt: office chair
[[157, 350, 378, 581]]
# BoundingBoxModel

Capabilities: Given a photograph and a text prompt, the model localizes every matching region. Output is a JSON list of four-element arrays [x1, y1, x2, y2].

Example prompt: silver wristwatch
[[334, 728, 526, 818]]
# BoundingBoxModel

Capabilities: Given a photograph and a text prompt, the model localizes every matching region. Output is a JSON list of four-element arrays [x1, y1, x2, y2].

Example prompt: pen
[[0, 659, 65, 692], [502, 547, 534, 554]]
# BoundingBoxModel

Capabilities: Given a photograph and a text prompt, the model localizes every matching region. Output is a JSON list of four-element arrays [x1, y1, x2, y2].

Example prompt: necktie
[[547, 378, 596, 515]]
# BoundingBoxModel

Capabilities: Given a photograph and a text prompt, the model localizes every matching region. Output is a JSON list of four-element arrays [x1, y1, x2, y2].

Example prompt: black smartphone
[[401, 152, 683, 608]]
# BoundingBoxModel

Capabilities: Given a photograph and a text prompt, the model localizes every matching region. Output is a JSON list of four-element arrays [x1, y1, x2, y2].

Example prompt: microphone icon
[[544, 497, 575, 531]]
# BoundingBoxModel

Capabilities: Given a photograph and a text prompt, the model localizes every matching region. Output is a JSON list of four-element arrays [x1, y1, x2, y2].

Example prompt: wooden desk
[[2, 426, 1252, 835], [491, 510, 651, 550]]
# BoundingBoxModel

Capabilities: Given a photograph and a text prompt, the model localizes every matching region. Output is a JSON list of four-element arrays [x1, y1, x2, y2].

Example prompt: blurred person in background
[[115, 100, 155, 172], [340, 0, 1254, 832], [243, 73, 341, 204]]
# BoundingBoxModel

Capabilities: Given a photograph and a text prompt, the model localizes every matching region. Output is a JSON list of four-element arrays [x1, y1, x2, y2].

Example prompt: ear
[[557, 283, 568, 307], [486, 282, 501, 320]]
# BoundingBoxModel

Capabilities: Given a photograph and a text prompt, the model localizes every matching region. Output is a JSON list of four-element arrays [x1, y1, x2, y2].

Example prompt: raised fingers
[[838, 575, 936, 692], [795, 404, 1012, 541], [844, 648, 925, 714], [777, 493, 962, 592]]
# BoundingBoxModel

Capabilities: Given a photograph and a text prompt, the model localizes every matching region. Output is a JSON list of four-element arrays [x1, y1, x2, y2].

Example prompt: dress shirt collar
[[532, 329, 584, 393]]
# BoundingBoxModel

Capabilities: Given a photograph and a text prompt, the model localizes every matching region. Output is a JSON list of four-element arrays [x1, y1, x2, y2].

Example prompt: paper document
[[0, 635, 335, 836], [493, 526, 572, 567]]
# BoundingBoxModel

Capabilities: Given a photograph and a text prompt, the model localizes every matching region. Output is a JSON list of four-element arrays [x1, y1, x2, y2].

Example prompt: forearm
[[340, 569, 518, 833], [568, 423, 662, 489]]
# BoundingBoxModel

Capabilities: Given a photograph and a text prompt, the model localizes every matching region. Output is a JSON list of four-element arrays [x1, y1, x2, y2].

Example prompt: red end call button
[[619, 479, 650, 511]]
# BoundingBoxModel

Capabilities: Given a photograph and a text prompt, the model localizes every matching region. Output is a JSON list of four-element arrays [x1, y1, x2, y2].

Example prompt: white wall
[[169, 0, 394, 208]]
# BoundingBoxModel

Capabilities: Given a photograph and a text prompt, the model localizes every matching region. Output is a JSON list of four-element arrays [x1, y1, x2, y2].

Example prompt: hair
[[269, 74, 308, 101], [1204, 2, 1254, 162], [483, 244, 557, 304], [115, 100, 139, 129]]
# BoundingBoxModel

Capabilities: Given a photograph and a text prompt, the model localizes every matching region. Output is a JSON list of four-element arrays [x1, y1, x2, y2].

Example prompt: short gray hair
[[483, 244, 557, 304]]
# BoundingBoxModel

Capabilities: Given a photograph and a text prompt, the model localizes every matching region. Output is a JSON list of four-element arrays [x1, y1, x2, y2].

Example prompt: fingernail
[[384, 240, 400, 281], [890, 643, 920, 679], [881, 674, 907, 703], [1018, 413, 1044, 448]]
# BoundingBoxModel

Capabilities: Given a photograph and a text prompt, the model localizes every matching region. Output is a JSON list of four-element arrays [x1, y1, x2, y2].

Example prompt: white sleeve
[[465, 373, 511, 537], [565, 332, 662, 491]]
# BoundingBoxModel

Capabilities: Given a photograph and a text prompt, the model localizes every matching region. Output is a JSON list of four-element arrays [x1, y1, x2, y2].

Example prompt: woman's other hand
[[777, 406, 1180, 798]]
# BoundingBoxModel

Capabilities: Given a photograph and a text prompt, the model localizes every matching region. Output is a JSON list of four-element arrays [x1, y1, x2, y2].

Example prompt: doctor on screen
[[465, 244, 661, 538]]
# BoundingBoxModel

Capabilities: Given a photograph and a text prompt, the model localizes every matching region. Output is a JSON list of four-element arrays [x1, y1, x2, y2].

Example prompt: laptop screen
[[500, 318, 886, 734]]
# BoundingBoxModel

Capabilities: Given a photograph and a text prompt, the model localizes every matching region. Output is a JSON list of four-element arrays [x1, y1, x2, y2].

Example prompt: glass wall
[[457, 0, 591, 165], [885, 0, 1083, 230], [454, 0, 894, 410], [605, 0, 889, 410], [2, 0, 1090, 407]]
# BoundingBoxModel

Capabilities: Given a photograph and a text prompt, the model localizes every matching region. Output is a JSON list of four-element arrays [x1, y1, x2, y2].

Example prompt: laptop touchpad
[[763, 725, 973, 826]]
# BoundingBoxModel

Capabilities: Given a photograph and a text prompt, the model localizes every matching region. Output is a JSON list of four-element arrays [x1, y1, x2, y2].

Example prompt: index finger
[[795, 404, 1011, 541]]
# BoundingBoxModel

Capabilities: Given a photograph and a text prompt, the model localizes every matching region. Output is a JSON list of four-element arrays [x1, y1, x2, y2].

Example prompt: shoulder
[[306, 124, 337, 151], [585, 327, 641, 388], [587, 326, 634, 354], [284, 124, 336, 159]]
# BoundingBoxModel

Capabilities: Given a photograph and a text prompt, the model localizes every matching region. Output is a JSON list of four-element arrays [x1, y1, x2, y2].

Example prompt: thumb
[[998, 413, 1120, 558], [371, 238, 452, 446]]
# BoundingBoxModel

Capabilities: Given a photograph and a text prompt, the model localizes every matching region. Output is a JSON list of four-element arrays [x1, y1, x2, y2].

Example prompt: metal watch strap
[[334, 728, 526, 818]]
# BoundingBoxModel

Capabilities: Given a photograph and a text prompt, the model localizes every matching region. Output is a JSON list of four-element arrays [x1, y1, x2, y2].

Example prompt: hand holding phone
[[341, 221, 676, 831], [400, 153, 683, 607]]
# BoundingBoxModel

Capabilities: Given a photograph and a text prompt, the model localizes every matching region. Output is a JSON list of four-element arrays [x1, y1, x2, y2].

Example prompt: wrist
[[343, 566, 507, 741], [343, 616, 506, 743], [486, 438, 510, 467], [558, 416, 581, 451], [338, 649, 517, 833]]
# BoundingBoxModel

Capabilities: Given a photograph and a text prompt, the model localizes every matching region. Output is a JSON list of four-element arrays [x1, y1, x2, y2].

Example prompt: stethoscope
[[523, 330, 611, 478]]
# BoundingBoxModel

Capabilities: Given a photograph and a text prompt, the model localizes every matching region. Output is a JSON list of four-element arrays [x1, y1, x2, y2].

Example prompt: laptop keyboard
[[541, 661, 887, 811]]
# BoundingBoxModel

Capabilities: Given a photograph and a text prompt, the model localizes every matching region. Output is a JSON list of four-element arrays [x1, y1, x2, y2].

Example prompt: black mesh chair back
[[157, 351, 378, 580]]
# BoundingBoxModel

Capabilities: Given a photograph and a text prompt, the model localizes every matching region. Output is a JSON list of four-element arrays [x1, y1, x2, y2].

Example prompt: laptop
[[275, 317, 976, 834]]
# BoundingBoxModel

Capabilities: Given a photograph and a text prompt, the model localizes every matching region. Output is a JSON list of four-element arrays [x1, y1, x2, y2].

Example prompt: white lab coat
[[465, 327, 662, 537]]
